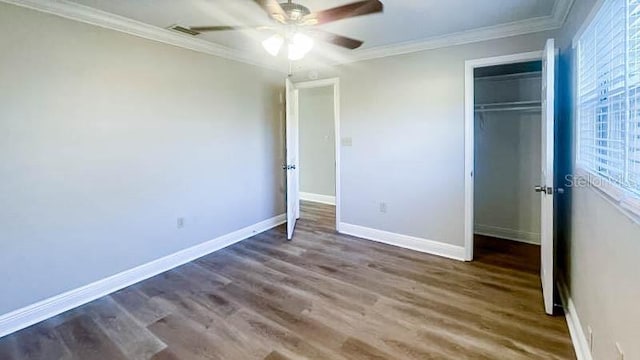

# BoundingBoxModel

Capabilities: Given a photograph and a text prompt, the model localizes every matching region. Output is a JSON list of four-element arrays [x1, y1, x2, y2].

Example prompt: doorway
[[473, 60, 544, 274], [284, 78, 341, 238], [464, 41, 556, 315], [473, 60, 543, 247], [298, 85, 336, 207]]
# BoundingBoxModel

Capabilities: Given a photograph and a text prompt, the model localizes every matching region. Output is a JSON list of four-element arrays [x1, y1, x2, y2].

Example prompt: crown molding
[[0, 0, 287, 72], [341, 0, 574, 64], [552, 0, 575, 25], [2, 0, 574, 68]]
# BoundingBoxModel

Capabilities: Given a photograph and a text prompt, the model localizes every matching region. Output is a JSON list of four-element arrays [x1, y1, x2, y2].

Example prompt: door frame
[[291, 77, 342, 231], [463, 50, 544, 261]]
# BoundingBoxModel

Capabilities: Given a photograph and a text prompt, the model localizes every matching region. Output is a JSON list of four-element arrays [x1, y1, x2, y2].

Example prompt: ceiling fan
[[186, 0, 384, 60]]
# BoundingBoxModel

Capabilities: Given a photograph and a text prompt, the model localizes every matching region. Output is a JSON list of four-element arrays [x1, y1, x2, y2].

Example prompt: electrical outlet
[[177, 217, 185, 229], [587, 326, 593, 353], [379, 202, 387, 213], [616, 343, 624, 360]]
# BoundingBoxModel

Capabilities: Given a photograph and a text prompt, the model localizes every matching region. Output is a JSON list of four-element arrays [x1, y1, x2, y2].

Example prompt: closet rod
[[474, 71, 542, 81], [475, 100, 541, 107]]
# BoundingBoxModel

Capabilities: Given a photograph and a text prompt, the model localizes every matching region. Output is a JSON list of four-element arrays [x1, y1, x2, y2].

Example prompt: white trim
[[572, 0, 607, 48], [1, 0, 574, 66], [334, 81, 341, 231], [551, 0, 576, 25], [0, 214, 286, 339], [573, 167, 640, 225], [558, 279, 593, 360], [338, 0, 573, 64], [294, 78, 339, 89], [294, 86, 301, 221], [464, 50, 545, 261], [575, 167, 626, 202], [621, 196, 640, 220], [293, 78, 341, 231], [0, 0, 284, 72], [300, 192, 336, 206], [474, 224, 541, 245], [339, 223, 466, 261]]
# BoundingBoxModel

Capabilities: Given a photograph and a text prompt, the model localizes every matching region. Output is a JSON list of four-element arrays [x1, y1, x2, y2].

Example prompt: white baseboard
[[558, 279, 593, 360], [0, 214, 286, 339], [299, 192, 336, 206], [474, 224, 540, 245], [339, 223, 466, 261]]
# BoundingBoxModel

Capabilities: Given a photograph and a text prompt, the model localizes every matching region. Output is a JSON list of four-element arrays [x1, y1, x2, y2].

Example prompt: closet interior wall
[[474, 69, 543, 245]]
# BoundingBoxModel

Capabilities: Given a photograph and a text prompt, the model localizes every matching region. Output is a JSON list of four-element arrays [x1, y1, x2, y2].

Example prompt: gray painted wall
[[294, 30, 556, 247], [298, 86, 335, 197], [557, 1, 640, 359], [474, 76, 542, 244], [0, 3, 284, 315]]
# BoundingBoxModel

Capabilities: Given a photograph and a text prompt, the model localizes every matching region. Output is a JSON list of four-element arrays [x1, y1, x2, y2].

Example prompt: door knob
[[534, 186, 554, 194]]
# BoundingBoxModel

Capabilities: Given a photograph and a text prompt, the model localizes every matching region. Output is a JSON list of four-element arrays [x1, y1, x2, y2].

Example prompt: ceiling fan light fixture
[[186, 1, 381, 59], [287, 32, 314, 60], [262, 34, 284, 56], [287, 44, 306, 60], [292, 32, 314, 53]]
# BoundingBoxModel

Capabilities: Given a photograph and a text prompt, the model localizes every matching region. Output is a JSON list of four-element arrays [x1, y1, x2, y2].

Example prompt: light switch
[[341, 137, 353, 147]]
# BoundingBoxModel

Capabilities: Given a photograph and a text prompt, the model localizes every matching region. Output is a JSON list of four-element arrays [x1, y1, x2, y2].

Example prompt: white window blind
[[578, 0, 640, 196], [629, 0, 640, 192]]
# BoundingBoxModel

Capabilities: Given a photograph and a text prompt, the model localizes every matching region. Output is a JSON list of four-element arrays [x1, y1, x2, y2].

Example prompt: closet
[[473, 61, 543, 249]]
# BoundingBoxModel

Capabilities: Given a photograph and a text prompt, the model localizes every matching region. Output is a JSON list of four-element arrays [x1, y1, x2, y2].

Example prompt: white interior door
[[285, 78, 299, 240], [539, 38, 556, 315]]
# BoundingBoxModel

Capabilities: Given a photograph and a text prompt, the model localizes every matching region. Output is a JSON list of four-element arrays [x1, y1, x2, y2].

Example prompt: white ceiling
[[21, 0, 573, 66]]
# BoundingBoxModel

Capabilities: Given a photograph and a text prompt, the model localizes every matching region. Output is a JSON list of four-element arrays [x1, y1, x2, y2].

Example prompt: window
[[577, 0, 640, 203]]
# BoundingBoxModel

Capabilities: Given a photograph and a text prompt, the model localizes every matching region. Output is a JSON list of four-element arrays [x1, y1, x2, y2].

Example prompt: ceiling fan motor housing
[[279, 2, 311, 22]]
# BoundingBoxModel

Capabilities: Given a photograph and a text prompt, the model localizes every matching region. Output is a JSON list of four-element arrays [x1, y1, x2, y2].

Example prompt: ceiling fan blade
[[312, 30, 364, 49], [253, 0, 289, 24], [189, 25, 273, 32], [302, 0, 383, 26]]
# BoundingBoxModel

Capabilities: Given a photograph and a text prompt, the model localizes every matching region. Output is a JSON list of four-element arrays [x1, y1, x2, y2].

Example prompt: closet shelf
[[475, 71, 542, 81], [474, 100, 542, 113]]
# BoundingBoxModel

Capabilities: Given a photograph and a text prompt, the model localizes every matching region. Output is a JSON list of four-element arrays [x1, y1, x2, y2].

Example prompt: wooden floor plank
[[84, 297, 166, 360], [55, 314, 128, 360], [262, 350, 294, 360], [111, 288, 172, 327], [0, 201, 576, 359], [147, 314, 225, 360]]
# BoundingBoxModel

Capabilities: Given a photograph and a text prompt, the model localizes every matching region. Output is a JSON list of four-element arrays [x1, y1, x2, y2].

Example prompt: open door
[[538, 38, 556, 315], [285, 78, 300, 240]]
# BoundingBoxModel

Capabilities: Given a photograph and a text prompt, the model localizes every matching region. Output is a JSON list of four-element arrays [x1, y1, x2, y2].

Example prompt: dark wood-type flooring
[[0, 202, 575, 359]]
